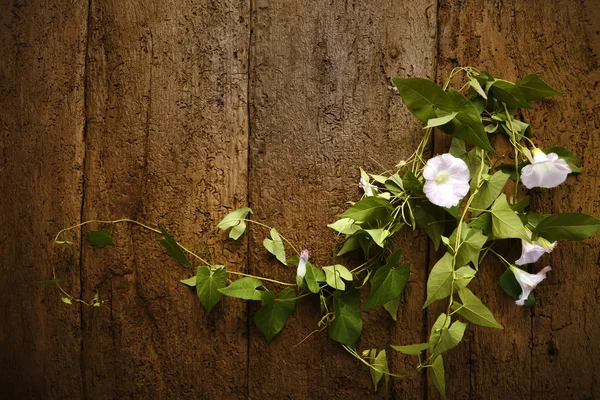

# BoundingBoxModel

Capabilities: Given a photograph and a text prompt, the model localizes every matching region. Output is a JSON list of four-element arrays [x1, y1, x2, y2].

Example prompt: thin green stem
[[227, 270, 295, 287]]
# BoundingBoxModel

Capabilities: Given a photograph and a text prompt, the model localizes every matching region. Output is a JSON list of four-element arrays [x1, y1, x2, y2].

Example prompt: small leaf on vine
[[157, 227, 191, 267], [218, 276, 263, 301], [86, 229, 115, 248]]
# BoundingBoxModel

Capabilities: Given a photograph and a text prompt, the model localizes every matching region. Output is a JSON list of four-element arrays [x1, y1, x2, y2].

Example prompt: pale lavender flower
[[510, 265, 552, 306], [521, 149, 571, 189], [423, 153, 470, 208], [359, 177, 376, 197], [297, 250, 309, 278], [515, 231, 556, 266]]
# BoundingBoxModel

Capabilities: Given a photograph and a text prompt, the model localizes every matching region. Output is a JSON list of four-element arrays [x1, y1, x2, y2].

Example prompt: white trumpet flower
[[521, 149, 571, 189], [510, 265, 552, 306], [423, 153, 470, 208]]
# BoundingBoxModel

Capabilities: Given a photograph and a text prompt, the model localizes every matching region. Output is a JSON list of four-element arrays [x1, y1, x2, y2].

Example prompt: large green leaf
[[470, 171, 510, 216], [516, 74, 562, 101], [254, 287, 297, 343], [392, 78, 452, 123], [157, 227, 191, 266], [491, 80, 534, 109], [86, 229, 115, 248], [423, 253, 454, 307], [263, 228, 287, 265], [453, 288, 503, 329], [434, 320, 467, 356], [453, 266, 477, 291], [383, 296, 401, 321], [430, 355, 446, 399], [327, 218, 361, 235], [304, 262, 326, 294], [391, 342, 429, 355], [323, 265, 353, 290], [218, 276, 263, 300], [196, 265, 227, 313], [414, 201, 446, 250], [328, 288, 363, 347], [449, 225, 488, 269], [364, 228, 391, 248], [362, 262, 410, 310], [217, 207, 253, 240], [341, 197, 393, 222], [438, 90, 495, 154], [491, 194, 529, 240], [533, 213, 600, 242]]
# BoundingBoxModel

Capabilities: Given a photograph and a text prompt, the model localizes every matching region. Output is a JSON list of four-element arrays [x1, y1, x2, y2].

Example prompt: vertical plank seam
[[245, 0, 254, 398], [426, 1, 441, 398], [79, 0, 94, 398]]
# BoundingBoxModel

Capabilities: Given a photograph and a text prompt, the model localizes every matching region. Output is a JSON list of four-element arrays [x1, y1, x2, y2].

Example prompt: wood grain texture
[[248, 0, 436, 398], [0, 1, 87, 399], [435, 0, 600, 399], [81, 0, 249, 398]]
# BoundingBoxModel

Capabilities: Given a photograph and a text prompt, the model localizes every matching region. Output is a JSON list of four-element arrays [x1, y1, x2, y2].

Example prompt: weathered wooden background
[[1, 0, 599, 399]]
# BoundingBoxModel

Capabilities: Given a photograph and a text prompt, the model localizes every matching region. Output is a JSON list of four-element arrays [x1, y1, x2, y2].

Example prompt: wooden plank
[[0, 1, 88, 398], [435, 0, 600, 398], [81, 1, 250, 398], [248, 1, 436, 398]]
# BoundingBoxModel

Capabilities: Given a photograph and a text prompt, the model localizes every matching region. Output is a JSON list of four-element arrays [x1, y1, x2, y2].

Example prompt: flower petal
[[521, 153, 571, 189]]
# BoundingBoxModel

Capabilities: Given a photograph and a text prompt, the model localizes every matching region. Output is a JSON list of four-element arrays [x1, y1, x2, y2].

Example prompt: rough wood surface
[[81, 0, 249, 398], [1, 0, 599, 399], [248, 1, 435, 398], [0, 1, 87, 398]]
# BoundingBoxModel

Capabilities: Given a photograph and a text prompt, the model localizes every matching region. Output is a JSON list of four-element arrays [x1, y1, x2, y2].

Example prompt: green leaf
[[500, 269, 535, 306], [255, 287, 297, 343], [470, 171, 510, 216], [392, 78, 453, 123], [414, 201, 446, 251], [491, 194, 529, 240], [469, 78, 487, 99], [449, 225, 488, 268], [263, 228, 287, 265], [402, 170, 423, 194], [438, 90, 495, 154], [180, 276, 197, 287], [341, 197, 393, 222], [383, 296, 401, 321], [61, 297, 73, 304], [217, 207, 253, 240], [362, 262, 410, 310], [511, 196, 530, 212], [429, 313, 451, 351], [434, 320, 467, 356], [157, 227, 191, 266], [516, 74, 562, 101], [454, 266, 477, 291], [218, 276, 263, 300], [86, 229, 115, 248], [469, 212, 492, 234], [304, 262, 326, 294], [328, 288, 363, 347], [40, 279, 61, 286], [430, 355, 446, 399], [328, 218, 361, 235], [423, 253, 454, 308], [364, 228, 391, 248], [491, 80, 534, 109], [323, 265, 353, 290], [391, 342, 429, 355], [196, 265, 227, 313], [454, 288, 503, 328], [424, 112, 458, 128], [369, 349, 389, 392], [533, 213, 600, 241]]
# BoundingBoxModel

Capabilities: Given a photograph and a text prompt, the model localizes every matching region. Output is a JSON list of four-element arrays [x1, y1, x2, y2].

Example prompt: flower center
[[435, 170, 450, 184]]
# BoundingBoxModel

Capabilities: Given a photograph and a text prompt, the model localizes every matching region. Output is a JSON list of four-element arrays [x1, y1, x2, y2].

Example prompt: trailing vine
[[45, 67, 600, 397]]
